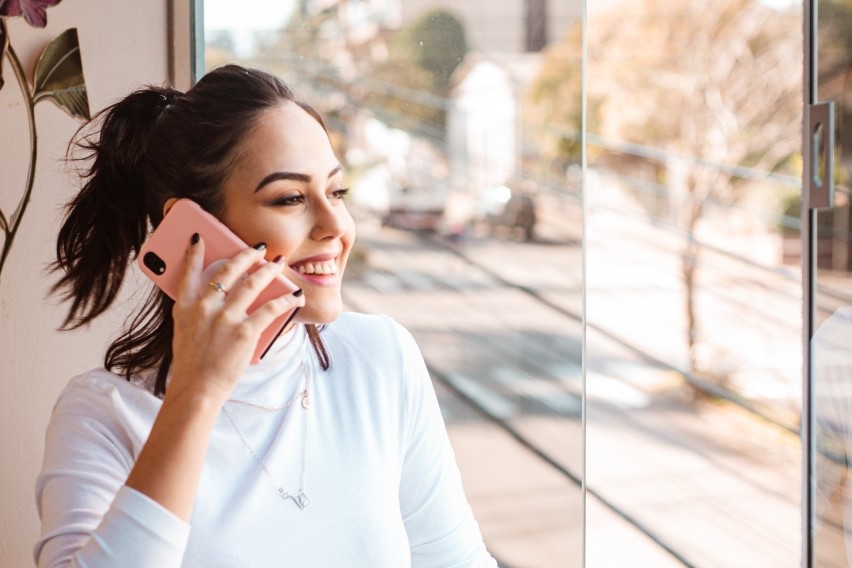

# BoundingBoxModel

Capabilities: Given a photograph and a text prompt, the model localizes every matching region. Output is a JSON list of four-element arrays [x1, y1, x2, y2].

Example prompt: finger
[[177, 232, 204, 303], [243, 288, 306, 334], [205, 244, 268, 298], [223, 255, 290, 311]]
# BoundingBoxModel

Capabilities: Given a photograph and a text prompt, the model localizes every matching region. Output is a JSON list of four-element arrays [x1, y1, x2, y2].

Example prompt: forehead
[[236, 102, 336, 174]]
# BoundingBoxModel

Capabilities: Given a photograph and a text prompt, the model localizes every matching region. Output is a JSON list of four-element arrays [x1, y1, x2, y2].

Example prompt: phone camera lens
[[143, 252, 166, 275]]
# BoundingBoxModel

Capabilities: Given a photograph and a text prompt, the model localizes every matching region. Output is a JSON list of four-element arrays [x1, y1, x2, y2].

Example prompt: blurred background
[[201, 0, 852, 565]]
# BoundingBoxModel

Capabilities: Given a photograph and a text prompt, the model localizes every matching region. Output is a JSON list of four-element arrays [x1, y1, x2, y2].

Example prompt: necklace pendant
[[301, 390, 311, 409], [293, 491, 311, 509]]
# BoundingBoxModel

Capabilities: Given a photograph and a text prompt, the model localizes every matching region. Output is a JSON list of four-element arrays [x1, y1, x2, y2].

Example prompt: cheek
[[341, 210, 357, 247], [255, 221, 307, 257]]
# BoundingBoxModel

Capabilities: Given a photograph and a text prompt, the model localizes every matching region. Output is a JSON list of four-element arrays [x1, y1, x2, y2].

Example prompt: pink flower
[[0, 0, 63, 28]]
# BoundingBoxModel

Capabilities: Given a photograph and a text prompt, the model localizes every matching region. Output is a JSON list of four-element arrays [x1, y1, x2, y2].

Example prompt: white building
[[447, 53, 517, 193]]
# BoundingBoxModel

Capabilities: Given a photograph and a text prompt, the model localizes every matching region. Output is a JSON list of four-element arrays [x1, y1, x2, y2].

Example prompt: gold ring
[[208, 281, 227, 294]]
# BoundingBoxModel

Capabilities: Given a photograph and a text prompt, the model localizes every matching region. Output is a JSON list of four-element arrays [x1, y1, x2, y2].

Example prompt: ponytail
[[52, 88, 182, 329]]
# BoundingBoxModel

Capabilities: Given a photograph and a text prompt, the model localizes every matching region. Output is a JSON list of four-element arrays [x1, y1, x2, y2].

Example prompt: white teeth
[[296, 260, 337, 275]]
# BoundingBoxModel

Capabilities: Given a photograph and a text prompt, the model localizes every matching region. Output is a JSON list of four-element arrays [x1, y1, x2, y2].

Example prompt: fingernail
[[293, 289, 303, 297], [190, 232, 200, 245], [253, 242, 267, 250], [273, 254, 284, 263]]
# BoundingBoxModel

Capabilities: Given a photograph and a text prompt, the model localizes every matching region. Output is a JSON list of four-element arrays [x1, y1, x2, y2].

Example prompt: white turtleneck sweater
[[34, 312, 497, 568]]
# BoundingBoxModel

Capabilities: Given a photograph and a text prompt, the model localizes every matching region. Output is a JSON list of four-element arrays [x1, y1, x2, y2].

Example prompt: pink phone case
[[137, 199, 299, 363]]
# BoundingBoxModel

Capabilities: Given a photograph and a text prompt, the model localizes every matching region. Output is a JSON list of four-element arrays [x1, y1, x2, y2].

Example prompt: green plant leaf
[[0, 19, 8, 92], [33, 27, 90, 119]]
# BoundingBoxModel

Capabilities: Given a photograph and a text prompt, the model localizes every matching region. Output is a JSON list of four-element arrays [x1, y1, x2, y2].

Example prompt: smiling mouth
[[291, 259, 338, 276]]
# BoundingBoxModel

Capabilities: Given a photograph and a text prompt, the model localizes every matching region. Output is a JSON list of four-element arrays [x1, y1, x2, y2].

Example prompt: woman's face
[[219, 102, 355, 324]]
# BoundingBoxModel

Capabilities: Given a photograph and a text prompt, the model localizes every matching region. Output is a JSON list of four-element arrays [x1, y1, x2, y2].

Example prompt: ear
[[163, 197, 180, 217]]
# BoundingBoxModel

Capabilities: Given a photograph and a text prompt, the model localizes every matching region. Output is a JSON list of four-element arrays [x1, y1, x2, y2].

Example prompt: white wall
[[0, 1, 173, 565]]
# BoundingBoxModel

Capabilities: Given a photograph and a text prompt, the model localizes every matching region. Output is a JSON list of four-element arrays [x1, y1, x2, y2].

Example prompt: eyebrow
[[254, 164, 343, 193]]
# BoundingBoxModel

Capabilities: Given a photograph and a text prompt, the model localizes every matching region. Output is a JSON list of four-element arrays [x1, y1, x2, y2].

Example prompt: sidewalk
[[435, 374, 696, 567]]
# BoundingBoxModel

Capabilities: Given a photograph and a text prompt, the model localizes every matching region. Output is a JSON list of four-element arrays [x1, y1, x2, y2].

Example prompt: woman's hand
[[165, 235, 305, 406], [125, 235, 303, 521]]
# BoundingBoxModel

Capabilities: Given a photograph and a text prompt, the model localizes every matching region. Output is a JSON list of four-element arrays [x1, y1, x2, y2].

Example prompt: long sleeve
[[394, 323, 498, 568], [34, 373, 191, 568]]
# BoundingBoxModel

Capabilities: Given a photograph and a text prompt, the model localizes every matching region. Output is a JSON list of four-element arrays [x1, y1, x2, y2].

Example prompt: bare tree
[[533, 0, 802, 376]]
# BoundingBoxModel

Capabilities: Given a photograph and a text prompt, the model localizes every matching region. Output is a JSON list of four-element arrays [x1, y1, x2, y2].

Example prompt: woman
[[35, 64, 497, 567]]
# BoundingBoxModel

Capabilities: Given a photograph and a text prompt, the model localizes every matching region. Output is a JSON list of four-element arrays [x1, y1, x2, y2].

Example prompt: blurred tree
[[531, 0, 802, 377], [818, 0, 852, 82], [363, 8, 469, 138], [360, 60, 444, 138], [256, 6, 468, 140], [399, 9, 469, 93], [525, 24, 583, 169]]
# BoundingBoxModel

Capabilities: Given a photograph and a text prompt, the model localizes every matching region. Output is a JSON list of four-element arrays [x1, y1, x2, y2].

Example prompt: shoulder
[[41, 369, 161, 473], [320, 312, 428, 395], [323, 311, 419, 356], [51, 368, 161, 424]]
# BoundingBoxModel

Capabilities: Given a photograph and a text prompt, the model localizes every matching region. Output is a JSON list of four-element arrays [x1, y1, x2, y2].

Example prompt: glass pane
[[585, 0, 803, 565], [204, 1, 584, 566], [812, 0, 852, 564]]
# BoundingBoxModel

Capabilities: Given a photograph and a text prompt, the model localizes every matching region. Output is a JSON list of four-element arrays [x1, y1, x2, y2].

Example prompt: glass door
[[808, 0, 852, 565], [585, 0, 804, 565]]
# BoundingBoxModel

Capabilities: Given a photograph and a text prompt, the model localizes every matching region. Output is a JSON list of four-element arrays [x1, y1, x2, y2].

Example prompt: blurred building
[[447, 54, 516, 194]]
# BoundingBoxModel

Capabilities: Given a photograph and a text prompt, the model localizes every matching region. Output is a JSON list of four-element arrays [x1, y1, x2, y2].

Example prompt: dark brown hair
[[52, 65, 330, 396]]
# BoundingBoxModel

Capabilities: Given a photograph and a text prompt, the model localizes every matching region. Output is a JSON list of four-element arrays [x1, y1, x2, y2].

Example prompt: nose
[[309, 197, 348, 241]]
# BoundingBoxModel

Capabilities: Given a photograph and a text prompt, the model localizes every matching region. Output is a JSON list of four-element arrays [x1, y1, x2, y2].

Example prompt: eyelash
[[269, 187, 350, 207]]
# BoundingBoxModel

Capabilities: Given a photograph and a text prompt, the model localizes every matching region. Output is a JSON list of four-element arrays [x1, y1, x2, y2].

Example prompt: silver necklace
[[222, 362, 312, 509], [227, 376, 311, 411]]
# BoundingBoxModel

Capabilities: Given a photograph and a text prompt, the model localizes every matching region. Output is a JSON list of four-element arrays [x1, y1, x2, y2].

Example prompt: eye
[[330, 187, 350, 200], [269, 193, 305, 207]]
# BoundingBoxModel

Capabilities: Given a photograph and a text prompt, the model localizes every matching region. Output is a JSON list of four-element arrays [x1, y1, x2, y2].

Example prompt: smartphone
[[137, 198, 299, 363]]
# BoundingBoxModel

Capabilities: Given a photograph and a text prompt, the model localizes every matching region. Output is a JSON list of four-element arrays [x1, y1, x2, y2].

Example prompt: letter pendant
[[294, 491, 311, 509]]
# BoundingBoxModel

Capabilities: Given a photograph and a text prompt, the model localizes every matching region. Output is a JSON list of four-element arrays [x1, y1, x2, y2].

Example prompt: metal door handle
[[805, 101, 835, 209]]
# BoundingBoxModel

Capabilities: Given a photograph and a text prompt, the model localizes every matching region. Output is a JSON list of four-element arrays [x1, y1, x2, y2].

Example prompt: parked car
[[478, 186, 537, 241]]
